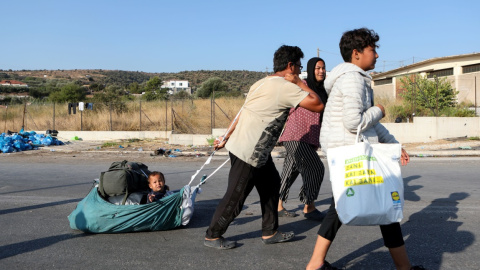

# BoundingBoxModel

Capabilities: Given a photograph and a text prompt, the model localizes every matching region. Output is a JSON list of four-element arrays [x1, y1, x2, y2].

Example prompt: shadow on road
[[0, 182, 92, 196], [332, 189, 474, 269], [0, 233, 88, 260], [0, 198, 83, 215]]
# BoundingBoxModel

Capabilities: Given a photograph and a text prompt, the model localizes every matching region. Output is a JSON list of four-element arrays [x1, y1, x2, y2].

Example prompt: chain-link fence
[[1, 97, 245, 134]]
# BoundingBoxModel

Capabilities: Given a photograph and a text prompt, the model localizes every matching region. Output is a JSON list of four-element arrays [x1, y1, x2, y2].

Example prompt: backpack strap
[[122, 190, 129, 205], [99, 171, 106, 197]]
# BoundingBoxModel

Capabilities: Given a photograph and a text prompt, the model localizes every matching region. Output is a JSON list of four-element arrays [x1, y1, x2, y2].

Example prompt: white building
[[162, 80, 192, 95], [299, 71, 308, 80], [299, 71, 330, 81]]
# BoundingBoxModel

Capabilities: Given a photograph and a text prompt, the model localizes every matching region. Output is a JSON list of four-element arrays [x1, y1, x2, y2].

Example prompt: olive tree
[[49, 83, 86, 103], [196, 77, 228, 98], [143, 76, 168, 100]]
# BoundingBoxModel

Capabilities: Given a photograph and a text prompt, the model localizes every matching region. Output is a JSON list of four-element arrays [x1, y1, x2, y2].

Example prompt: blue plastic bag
[[1, 145, 14, 153], [42, 136, 53, 146]]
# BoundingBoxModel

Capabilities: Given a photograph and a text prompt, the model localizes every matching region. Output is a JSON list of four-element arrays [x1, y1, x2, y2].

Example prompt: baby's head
[[148, 171, 166, 193]]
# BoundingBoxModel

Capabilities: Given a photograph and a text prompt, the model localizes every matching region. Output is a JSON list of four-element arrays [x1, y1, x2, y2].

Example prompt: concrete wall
[[191, 117, 480, 145], [373, 84, 395, 99], [170, 134, 214, 146], [382, 117, 480, 143], [41, 117, 479, 145], [456, 73, 480, 104]]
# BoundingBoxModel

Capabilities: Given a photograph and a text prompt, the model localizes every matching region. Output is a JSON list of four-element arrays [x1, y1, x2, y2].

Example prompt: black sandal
[[278, 209, 297, 217], [204, 237, 236, 250], [304, 209, 325, 221], [262, 231, 295, 244]]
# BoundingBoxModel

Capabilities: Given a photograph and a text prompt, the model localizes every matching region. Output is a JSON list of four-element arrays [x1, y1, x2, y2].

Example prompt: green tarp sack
[[68, 185, 195, 233]]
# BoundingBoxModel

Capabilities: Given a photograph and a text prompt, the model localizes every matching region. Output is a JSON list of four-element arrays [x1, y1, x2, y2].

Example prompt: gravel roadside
[[2, 136, 480, 163]]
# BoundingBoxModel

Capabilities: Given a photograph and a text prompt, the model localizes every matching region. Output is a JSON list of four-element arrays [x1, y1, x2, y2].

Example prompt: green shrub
[[206, 136, 215, 146], [440, 106, 476, 117]]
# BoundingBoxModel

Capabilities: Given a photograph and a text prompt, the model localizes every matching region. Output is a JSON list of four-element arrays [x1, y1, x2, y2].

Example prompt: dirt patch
[[402, 137, 480, 151], [3, 137, 480, 163], [40, 138, 214, 153], [0, 138, 217, 164]]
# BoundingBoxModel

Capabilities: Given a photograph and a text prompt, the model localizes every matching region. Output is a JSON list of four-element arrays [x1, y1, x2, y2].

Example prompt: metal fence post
[[81, 110, 83, 131], [22, 102, 27, 130], [165, 99, 167, 134], [110, 102, 113, 131], [3, 105, 7, 133], [53, 102, 55, 130]]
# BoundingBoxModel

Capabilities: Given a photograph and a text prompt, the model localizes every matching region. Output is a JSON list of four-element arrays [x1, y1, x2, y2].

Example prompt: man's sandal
[[262, 231, 295, 244], [204, 237, 236, 250], [278, 209, 297, 217]]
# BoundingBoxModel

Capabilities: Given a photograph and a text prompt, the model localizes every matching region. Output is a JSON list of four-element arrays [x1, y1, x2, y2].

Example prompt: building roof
[[0, 80, 28, 85], [372, 52, 480, 79]]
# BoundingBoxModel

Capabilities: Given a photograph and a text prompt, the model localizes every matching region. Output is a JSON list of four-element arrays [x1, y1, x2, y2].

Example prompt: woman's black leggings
[[317, 198, 405, 248]]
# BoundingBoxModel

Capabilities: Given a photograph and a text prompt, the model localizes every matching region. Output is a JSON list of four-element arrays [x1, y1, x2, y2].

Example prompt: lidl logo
[[346, 188, 355, 197], [391, 191, 400, 201]]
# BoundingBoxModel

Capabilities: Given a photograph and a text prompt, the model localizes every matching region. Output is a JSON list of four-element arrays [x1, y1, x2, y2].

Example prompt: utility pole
[[317, 48, 320, 57], [436, 78, 439, 116]]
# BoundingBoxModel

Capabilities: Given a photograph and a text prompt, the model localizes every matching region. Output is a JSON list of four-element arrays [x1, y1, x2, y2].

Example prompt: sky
[[1, 0, 479, 74]]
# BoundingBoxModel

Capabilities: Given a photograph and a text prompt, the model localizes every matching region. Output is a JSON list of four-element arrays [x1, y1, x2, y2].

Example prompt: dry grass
[[1, 98, 245, 133], [374, 96, 404, 123], [2, 96, 404, 133]]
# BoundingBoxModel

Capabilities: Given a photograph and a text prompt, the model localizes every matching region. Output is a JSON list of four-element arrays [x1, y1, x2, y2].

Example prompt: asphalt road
[[0, 154, 478, 270]]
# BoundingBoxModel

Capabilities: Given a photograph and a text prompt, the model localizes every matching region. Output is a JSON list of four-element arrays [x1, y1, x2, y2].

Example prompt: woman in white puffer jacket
[[307, 28, 423, 270], [319, 61, 397, 153]]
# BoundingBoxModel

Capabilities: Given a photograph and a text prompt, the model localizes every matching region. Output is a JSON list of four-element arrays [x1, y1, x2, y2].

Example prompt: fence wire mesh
[[1, 97, 245, 134]]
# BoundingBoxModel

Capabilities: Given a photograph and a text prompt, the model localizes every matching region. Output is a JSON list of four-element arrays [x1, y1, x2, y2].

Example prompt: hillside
[[0, 69, 268, 93]]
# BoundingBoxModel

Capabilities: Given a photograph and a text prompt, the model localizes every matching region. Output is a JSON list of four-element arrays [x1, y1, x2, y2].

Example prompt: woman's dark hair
[[340, 28, 379, 62], [273, 45, 304, 72]]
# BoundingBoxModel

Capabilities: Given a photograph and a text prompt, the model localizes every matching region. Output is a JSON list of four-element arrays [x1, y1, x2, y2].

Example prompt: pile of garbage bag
[[0, 129, 64, 153]]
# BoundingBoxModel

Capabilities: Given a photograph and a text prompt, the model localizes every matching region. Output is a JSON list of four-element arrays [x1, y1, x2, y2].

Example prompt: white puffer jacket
[[320, 63, 397, 154]]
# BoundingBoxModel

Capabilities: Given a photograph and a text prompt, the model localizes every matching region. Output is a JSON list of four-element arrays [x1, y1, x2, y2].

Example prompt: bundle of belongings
[[98, 160, 151, 205], [68, 160, 199, 233]]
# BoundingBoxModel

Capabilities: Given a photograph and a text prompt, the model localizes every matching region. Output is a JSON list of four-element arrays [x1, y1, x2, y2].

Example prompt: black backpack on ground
[[98, 160, 151, 205]]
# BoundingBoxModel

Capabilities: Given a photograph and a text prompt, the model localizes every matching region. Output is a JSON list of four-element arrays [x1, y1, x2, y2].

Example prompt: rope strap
[[188, 77, 279, 187]]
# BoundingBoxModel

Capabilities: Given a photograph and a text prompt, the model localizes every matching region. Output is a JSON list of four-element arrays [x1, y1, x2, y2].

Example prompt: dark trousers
[[206, 152, 280, 238], [318, 198, 405, 248]]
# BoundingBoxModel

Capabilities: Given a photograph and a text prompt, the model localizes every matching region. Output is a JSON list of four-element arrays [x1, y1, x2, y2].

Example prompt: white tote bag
[[327, 131, 404, 226]]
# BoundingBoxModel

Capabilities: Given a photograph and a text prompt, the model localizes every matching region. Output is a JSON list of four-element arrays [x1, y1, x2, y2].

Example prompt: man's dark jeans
[[206, 152, 281, 238]]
